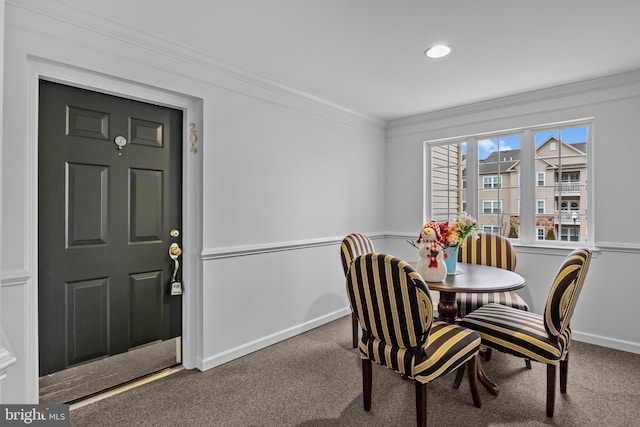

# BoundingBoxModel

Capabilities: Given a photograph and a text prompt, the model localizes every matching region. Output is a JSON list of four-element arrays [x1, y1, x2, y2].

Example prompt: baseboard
[[572, 330, 640, 354], [198, 307, 351, 371]]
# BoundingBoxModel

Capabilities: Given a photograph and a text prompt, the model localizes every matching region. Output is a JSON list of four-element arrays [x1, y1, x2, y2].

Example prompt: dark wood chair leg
[[352, 313, 358, 348], [452, 365, 465, 389], [483, 347, 492, 361], [415, 381, 427, 427], [546, 364, 556, 418], [363, 358, 372, 411], [525, 358, 532, 369], [467, 355, 482, 408], [560, 354, 568, 394]]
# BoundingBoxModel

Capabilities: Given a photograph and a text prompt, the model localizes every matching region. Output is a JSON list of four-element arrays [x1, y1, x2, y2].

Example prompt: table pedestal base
[[437, 293, 499, 395], [436, 291, 459, 323], [453, 355, 499, 395]]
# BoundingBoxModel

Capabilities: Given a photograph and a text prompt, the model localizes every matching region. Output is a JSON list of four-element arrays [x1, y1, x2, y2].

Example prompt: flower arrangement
[[438, 213, 479, 249], [408, 214, 479, 251]]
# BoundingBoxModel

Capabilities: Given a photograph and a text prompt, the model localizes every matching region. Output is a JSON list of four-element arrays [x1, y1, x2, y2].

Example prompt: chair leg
[[560, 354, 568, 394], [363, 359, 372, 411], [467, 355, 482, 408], [452, 365, 465, 389], [352, 313, 359, 348], [525, 358, 532, 369], [483, 347, 492, 361], [546, 364, 556, 418], [415, 381, 427, 427]]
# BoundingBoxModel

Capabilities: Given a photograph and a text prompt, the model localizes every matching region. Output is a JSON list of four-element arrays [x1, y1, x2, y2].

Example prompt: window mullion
[[519, 129, 535, 244], [466, 138, 478, 219]]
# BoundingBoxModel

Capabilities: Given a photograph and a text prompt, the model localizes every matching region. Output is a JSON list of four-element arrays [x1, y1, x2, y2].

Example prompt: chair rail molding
[[202, 234, 385, 260]]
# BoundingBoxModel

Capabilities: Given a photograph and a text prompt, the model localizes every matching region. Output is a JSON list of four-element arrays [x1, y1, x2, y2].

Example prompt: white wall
[[0, 0, 18, 401], [385, 70, 640, 354], [4, 0, 639, 406], [0, 0, 386, 402]]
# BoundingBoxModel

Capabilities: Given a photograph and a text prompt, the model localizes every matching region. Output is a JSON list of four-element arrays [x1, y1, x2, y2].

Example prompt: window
[[560, 227, 579, 242], [483, 200, 502, 214], [427, 120, 590, 245], [483, 175, 502, 189], [484, 225, 500, 234]]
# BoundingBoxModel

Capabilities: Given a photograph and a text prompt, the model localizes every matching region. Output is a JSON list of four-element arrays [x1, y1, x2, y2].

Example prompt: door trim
[[27, 57, 203, 402]]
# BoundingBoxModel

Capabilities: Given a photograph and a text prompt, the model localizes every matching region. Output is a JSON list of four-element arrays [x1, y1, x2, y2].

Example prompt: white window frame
[[536, 171, 545, 186], [560, 227, 579, 242], [536, 228, 545, 240], [536, 199, 545, 214], [483, 175, 502, 189], [424, 118, 593, 248], [484, 225, 500, 234], [483, 200, 502, 214]]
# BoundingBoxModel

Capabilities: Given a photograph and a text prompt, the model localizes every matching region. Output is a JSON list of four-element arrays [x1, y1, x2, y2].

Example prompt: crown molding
[[6, 0, 384, 130], [387, 68, 640, 137]]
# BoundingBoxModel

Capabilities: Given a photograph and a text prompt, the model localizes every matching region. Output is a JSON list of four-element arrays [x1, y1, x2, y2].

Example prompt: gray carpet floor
[[70, 315, 640, 426]]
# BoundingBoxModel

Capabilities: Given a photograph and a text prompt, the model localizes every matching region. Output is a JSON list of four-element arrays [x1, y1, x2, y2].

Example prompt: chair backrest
[[340, 233, 375, 275], [345, 253, 433, 373], [457, 232, 516, 271], [544, 248, 592, 337]]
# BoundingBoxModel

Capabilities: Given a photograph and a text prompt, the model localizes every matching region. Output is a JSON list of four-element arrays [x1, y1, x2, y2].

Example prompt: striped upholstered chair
[[340, 233, 375, 348], [456, 233, 529, 318], [459, 248, 592, 418], [346, 253, 482, 426], [456, 233, 529, 364]]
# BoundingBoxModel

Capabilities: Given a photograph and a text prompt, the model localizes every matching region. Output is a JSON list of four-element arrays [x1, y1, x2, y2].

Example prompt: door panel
[[38, 80, 182, 381], [67, 163, 109, 246], [66, 278, 109, 366], [130, 168, 163, 241]]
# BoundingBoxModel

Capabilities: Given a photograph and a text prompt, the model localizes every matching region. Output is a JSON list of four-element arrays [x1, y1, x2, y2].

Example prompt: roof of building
[[474, 139, 586, 175]]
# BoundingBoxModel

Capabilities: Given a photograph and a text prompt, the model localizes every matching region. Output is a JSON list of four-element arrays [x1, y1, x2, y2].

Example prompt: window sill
[[511, 242, 600, 257]]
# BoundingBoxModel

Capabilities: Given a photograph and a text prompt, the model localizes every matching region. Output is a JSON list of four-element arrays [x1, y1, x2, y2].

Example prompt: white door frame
[[27, 57, 203, 400]]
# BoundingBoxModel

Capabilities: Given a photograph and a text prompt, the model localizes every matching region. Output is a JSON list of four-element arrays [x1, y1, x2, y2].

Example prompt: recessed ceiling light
[[425, 45, 451, 59]]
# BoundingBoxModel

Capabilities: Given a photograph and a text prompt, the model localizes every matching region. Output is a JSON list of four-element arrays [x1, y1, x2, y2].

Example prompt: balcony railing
[[554, 210, 580, 225], [555, 181, 581, 194]]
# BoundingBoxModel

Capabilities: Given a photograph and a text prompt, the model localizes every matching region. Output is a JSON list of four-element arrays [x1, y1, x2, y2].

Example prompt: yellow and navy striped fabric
[[544, 248, 591, 337], [340, 233, 375, 275], [458, 233, 516, 270], [458, 249, 591, 365], [456, 233, 529, 317], [458, 303, 571, 365], [346, 253, 480, 383]]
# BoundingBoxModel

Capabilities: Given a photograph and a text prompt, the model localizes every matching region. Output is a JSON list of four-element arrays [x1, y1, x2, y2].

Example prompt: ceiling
[[63, 0, 640, 121]]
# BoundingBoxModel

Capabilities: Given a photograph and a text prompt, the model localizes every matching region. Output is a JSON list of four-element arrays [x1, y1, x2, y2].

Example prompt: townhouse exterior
[[432, 136, 587, 242]]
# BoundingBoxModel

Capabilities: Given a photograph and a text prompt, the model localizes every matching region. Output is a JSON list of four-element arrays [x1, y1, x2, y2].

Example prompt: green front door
[[38, 80, 183, 378]]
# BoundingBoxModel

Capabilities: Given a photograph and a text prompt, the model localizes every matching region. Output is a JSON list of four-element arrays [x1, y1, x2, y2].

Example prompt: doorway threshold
[[40, 337, 182, 404], [69, 365, 184, 411]]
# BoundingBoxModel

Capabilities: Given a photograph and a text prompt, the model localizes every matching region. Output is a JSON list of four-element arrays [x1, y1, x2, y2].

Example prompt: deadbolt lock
[[170, 229, 180, 238]]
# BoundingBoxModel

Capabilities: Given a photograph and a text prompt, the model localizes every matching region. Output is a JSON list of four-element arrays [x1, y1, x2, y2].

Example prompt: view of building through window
[[429, 123, 589, 243]]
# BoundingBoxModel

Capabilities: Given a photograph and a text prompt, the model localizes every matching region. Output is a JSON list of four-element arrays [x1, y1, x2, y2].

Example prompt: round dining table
[[416, 262, 526, 323], [410, 261, 526, 395]]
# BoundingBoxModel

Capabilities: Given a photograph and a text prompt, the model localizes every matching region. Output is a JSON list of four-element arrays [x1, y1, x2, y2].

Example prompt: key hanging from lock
[[169, 242, 183, 295]]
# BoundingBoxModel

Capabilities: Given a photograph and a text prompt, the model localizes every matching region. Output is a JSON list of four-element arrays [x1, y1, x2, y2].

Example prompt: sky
[[477, 126, 587, 159]]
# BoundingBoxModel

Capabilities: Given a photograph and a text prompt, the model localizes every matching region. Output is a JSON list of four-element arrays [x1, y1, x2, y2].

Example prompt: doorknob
[[169, 243, 183, 296], [169, 242, 182, 259]]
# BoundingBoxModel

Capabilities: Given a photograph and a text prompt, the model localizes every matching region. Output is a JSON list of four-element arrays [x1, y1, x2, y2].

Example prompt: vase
[[444, 246, 458, 275]]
